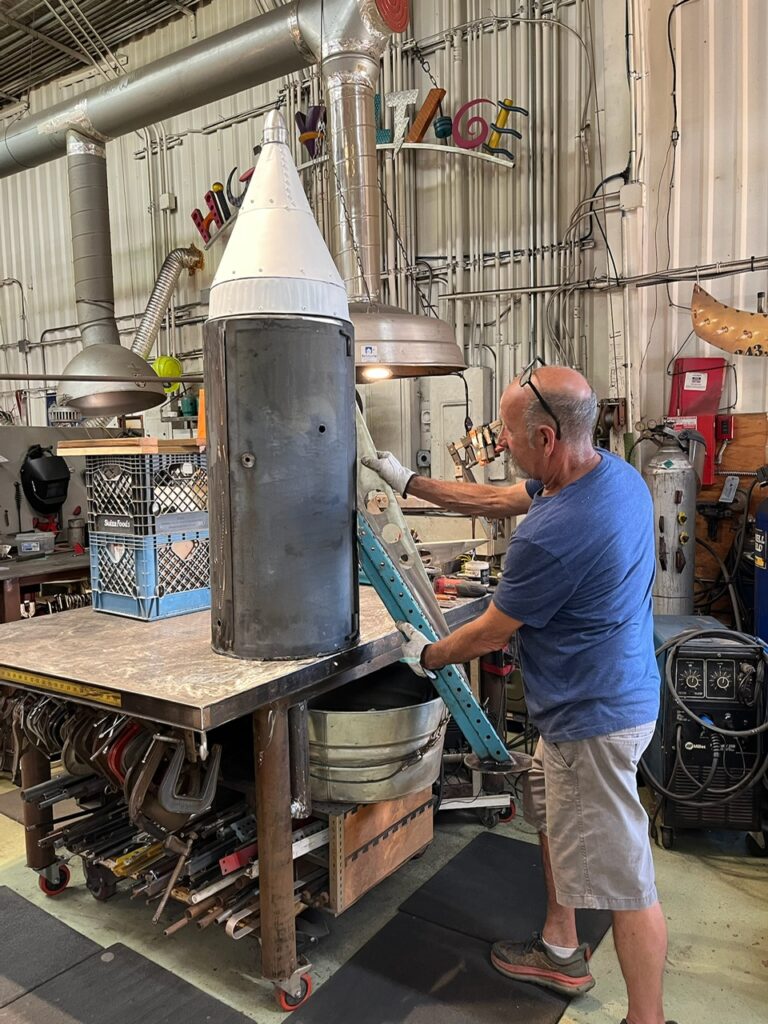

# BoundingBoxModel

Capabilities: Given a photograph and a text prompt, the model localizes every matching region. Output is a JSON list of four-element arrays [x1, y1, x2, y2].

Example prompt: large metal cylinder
[[205, 315, 359, 659], [643, 440, 697, 615]]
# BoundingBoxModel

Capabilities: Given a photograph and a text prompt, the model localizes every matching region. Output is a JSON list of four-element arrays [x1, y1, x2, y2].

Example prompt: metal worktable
[[0, 551, 91, 623], [0, 588, 487, 728], [0, 586, 488, 1002]]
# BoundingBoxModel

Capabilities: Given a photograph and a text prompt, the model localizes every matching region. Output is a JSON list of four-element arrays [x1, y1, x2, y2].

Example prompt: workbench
[[0, 551, 91, 623], [0, 586, 488, 1002]]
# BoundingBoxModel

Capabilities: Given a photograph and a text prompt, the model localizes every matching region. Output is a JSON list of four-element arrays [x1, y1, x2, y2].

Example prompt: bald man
[[362, 364, 673, 1024]]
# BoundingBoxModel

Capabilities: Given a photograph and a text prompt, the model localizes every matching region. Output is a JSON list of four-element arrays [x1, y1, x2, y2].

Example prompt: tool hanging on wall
[[482, 98, 529, 162], [447, 419, 502, 479], [409, 43, 451, 141]]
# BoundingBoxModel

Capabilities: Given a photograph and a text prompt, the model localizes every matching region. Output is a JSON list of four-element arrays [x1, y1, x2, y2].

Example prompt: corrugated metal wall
[[8, 0, 757, 447], [0, 0, 604, 438], [0, 0, 283, 421], [637, 0, 768, 419]]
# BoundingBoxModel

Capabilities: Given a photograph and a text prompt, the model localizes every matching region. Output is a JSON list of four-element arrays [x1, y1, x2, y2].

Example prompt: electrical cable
[[627, 434, 659, 466], [655, 628, 768, 737], [694, 538, 743, 631], [453, 371, 472, 432], [643, 741, 768, 807], [696, 479, 759, 617], [639, 626, 768, 809], [584, 0, 622, 397], [663, 0, 698, 313], [670, 724, 721, 796], [670, 724, 745, 797]]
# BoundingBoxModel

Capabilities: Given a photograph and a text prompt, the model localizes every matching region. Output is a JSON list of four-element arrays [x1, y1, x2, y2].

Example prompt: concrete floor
[[0, 776, 766, 1022]]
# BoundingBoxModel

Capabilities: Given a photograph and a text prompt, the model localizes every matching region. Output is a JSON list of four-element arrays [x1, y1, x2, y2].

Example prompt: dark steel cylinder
[[205, 315, 359, 659]]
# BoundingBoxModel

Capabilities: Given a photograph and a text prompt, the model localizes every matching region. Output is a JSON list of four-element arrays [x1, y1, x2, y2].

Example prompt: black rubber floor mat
[[0, 886, 101, 1007], [400, 832, 612, 948], [291, 912, 571, 1024], [0, 943, 251, 1023]]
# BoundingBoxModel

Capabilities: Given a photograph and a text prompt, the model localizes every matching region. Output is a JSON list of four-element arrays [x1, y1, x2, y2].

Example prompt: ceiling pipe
[[65, 130, 119, 348], [6, 0, 461, 415], [0, 3, 316, 177]]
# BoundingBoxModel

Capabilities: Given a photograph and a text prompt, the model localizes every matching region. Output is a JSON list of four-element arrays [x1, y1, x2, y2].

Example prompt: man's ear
[[540, 425, 556, 452]]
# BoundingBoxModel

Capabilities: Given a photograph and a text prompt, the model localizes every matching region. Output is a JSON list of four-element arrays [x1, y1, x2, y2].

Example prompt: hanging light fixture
[[352, 302, 465, 382]]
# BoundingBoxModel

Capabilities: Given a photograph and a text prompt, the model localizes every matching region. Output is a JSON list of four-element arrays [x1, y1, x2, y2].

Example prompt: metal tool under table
[[0, 587, 489, 998]]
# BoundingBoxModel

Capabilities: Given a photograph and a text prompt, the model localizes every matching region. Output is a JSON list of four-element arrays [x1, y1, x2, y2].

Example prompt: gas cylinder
[[643, 438, 699, 615]]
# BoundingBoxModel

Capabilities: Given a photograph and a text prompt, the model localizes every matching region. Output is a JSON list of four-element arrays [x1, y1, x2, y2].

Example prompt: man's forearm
[[406, 475, 531, 518], [421, 609, 519, 671]]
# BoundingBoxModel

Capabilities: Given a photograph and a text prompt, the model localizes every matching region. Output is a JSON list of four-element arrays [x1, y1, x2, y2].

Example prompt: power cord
[[640, 627, 768, 809]]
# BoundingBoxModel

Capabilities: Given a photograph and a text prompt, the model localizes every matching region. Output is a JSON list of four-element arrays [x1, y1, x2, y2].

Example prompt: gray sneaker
[[490, 932, 595, 996]]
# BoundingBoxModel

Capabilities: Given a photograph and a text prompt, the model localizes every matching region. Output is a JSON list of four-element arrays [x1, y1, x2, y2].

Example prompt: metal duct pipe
[[0, 4, 315, 178], [131, 245, 205, 360], [322, 53, 382, 301], [297, 1, 397, 301], [66, 130, 119, 348]]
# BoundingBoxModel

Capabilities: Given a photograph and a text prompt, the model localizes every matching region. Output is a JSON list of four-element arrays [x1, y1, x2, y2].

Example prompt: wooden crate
[[323, 788, 435, 915]]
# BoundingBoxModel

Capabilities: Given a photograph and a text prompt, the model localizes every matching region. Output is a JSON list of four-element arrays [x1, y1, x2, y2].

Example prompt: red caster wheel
[[275, 974, 312, 1011], [498, 802, 516, 824], [38, 864, 71, 897]]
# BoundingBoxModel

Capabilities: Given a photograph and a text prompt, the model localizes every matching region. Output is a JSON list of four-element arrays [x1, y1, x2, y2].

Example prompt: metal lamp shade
[[56, 344, 166, 416], [351, 302, 466, 382]]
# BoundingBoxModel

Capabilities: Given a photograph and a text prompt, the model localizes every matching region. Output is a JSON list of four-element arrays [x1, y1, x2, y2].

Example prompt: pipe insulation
[[130, 246, 205, 360], [66, 130, 119, 348]]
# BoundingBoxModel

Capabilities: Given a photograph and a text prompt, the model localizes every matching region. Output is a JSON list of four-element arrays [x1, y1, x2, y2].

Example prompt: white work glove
[[396, 621, 436, 679], [360, 450, 415, 497]]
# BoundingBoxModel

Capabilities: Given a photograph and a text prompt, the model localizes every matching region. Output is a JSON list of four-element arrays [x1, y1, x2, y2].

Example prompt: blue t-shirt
[[493, 451, 659, 742]]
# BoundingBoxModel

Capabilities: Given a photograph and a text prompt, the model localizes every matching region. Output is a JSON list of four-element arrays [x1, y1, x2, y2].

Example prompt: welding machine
[[642, 615, 768, 849]]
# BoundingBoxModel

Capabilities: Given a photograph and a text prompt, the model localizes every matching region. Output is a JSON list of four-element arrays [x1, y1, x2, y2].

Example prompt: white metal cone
[[208, 109, 349, 322]]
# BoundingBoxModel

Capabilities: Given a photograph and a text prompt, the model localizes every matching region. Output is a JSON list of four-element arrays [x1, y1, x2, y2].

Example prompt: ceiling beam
[[0, 13, 89, 66]]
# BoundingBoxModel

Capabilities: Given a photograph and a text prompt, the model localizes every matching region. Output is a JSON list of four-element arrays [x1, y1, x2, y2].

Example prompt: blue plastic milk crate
[[85, 451, 208, 537], [90, 529, 211, 621]]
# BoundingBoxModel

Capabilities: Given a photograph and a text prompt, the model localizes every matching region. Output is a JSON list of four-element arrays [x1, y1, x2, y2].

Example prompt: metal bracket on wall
[[356, 512, 510, 764]]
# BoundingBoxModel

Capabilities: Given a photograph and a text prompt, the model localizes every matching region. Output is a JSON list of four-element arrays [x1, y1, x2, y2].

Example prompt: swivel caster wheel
[[479, 808, 500, 829], [498, 802, 516, 824], [275, 974, 312, 1011], [85, 863, 118, 902], [38, 864, 70, 897]]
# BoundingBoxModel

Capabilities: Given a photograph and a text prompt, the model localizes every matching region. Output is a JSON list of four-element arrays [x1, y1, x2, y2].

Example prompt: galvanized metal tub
[[308, 676, 447, 804]]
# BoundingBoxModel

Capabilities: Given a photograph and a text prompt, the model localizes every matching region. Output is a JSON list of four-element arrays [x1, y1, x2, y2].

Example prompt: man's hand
[[396, 621, 436, 678], [361, 450, 415, 497]]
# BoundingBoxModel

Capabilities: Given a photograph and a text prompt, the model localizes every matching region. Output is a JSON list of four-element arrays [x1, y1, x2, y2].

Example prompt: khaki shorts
[[523, 722, 658, 911]]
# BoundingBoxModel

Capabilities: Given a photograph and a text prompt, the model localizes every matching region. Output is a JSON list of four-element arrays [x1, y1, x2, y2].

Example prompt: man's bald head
[[501, 365, 597, 447]]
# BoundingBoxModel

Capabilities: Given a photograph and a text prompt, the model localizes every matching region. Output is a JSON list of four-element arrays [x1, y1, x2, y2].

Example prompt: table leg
[[253, 704, 302, 994], [19, 743, 54, 872], [288, 701, 311, 820], [1, 579, 20, 623]]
